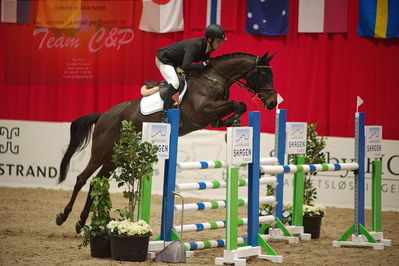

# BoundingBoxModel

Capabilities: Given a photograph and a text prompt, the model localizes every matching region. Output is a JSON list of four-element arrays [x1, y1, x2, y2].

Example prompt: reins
[[207, 58, 272, 95], [184, 55, 274, 101]]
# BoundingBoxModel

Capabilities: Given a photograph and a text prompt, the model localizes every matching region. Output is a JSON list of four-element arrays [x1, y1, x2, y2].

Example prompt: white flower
[[303, 203, 326, 216], [107, 219, 152, 236]]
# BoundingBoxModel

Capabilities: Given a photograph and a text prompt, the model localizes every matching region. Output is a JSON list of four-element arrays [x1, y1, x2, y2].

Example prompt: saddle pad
[[140, 92, 164, 115], [140, 81, 187, 116]]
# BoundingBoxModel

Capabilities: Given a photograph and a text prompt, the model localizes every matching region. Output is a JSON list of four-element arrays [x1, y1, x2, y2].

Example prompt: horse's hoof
[[75, 222, 83, 234], [55, 213, 64, 226]]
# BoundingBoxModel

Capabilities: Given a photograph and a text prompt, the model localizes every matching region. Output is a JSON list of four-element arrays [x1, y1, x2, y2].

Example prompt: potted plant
[[108, 120, 158, 261], [79, 176, 112, 258], [300, 123, 327, 238]]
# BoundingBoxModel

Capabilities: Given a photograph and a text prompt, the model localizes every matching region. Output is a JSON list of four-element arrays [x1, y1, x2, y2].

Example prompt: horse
[[56, 52, 278, 233]]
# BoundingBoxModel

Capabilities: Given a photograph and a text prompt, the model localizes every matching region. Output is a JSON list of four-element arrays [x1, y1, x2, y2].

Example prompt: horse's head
[[246, 52, 277, 110]]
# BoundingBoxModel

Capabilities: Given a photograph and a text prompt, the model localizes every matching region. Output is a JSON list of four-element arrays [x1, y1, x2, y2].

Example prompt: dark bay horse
[[56, 52, 277, 233]]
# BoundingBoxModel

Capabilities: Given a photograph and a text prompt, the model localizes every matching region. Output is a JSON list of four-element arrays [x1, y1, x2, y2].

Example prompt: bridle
[[207, 57, 276, 101]]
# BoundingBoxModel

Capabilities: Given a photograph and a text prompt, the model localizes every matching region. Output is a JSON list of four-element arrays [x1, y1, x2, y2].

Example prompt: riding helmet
[[205, 24, 227, 41]]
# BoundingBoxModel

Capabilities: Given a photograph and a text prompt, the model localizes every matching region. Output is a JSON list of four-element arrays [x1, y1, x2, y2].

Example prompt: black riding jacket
[[157, 38, 211, 72]]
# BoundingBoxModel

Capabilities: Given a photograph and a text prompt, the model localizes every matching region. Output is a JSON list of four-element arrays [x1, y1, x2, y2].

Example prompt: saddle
[[141, 67, 186, 100], [140, 68, 187, 115]]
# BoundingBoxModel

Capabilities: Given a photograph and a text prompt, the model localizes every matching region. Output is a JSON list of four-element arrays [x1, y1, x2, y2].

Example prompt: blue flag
[[246, 0, 289, 35], [358, 0, 399, 38]]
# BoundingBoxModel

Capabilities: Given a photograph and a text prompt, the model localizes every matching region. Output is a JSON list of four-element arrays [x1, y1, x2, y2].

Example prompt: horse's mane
[[212, 52, 255, 62]]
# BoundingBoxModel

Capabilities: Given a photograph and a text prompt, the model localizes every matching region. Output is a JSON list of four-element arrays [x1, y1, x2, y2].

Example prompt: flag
[[188, 0, 239, 32], [246, 0, 289, 35], [207, 0, 221, 26], [358, 0, 399, 38], [139, 0, 184, 33], [356, 96, 364, 112], [298, 0, 348, 33], [36, 0, 81, 29], [1, 0, 31, 24]]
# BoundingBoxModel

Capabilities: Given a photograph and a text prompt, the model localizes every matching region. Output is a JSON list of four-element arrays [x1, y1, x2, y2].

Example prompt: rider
[[155, 24, 227, 119]]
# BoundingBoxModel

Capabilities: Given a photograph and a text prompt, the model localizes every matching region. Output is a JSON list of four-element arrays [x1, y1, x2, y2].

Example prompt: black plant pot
[[303, 215, 322, 239], [90, 235, 111, 258], [110, 234, 150, 261]]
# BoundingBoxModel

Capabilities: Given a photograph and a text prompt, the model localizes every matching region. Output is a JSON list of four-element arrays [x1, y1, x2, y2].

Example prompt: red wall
[[0, 0, 398, 139]]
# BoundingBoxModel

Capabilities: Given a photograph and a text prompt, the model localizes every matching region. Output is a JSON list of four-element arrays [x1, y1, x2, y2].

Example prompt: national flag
[[139, 0, 184, 33], [188, 0, 239, 32], [1, 0, 31, 24], [298, 0, 348, 33], [358, 0, 399, 38], [246, 0, 289, 36], [36, 0, 81, 29], [207, 0, 221, 26]]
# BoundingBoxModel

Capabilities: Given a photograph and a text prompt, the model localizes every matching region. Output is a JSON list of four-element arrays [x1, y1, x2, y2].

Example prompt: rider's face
[[212, 39, 223, 50]]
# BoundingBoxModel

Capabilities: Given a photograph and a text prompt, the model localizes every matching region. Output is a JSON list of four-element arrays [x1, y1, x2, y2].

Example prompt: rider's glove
[[203, 58, 212, 67]]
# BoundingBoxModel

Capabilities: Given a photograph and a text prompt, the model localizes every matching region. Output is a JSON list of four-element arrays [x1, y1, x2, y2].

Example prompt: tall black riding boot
[[162, 84, 177, 122]]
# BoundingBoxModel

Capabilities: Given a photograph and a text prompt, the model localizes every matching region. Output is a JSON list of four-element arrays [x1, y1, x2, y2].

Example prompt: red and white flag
[[298, 0, 348, 33], [139, 0, 184, 33]]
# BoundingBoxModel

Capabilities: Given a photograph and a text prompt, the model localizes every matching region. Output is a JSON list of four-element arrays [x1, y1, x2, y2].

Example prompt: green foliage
[[79, 177, 112, 248], [111, 120, 158, 222], [302, 123, 326, 205]]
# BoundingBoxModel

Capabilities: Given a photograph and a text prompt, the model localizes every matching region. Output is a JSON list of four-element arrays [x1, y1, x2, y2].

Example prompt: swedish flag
[[358, 0, 399, 38]]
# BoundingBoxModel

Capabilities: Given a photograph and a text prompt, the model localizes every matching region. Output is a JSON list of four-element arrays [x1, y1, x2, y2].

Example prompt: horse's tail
[[59, 113, 101, 184]]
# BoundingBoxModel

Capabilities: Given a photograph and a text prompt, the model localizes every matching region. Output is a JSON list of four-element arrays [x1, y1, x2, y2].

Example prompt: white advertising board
[[226, 127, 253, 166], [142, 122, 171, 160], [286, 122, 307, 155], [365, 126, 382, 159]]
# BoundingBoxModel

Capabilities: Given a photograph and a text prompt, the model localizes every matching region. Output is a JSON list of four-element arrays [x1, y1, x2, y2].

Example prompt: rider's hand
[[204, 58, 212, 67]]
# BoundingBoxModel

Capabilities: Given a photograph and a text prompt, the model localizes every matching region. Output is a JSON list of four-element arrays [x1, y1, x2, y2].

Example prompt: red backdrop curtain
[[0, 0, 398, 139]]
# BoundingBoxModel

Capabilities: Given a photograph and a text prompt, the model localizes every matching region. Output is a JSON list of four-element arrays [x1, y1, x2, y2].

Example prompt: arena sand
[[0, 187, 398, 265]]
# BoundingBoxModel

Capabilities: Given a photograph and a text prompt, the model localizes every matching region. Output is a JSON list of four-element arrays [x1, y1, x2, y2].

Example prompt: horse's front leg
[[206, 100, 247, 128]]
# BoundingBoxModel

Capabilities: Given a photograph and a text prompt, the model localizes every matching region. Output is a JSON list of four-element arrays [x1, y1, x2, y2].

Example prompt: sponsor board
[[1, 120, 398, 211]]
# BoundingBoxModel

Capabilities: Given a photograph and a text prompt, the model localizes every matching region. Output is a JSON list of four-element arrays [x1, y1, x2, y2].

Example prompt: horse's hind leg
[[75, 162, 115, 234], [55, 159, 101, 226]]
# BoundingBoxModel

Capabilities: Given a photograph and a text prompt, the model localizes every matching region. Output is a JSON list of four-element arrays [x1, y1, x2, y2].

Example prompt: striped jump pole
[[174, 196, 276, 212], [186, 235, 269, 251], [261, 163, 360, 174], [175, 176, 277, 192], [173, 215, 275, 233], [177, 157, 278, 171]]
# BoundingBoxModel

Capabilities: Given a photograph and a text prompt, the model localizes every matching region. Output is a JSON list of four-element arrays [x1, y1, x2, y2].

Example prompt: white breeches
[[155, 57, 179, 90]]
